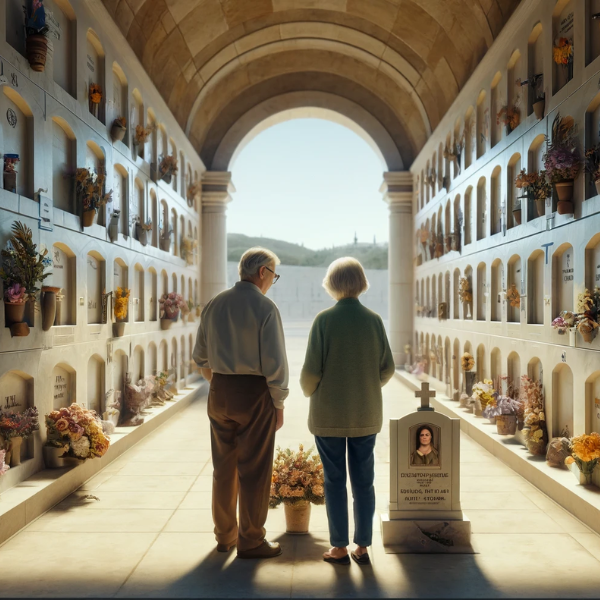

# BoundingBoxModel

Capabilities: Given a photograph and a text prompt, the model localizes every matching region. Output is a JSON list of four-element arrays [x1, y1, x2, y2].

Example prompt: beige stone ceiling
[[103, 0, 521, 170]]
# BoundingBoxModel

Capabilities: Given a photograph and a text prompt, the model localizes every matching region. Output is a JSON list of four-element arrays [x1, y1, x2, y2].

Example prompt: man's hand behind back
[[275, 408, 284, 431]]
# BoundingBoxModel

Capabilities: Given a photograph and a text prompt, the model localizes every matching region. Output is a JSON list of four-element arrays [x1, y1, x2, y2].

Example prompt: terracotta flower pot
[[533, 99, 545, 120], [535, 198, 545, 218], [512, 208, 522, 225], [82, 209, 96, 227], [555, 180, 574, 203], [160, 318, 173, 330], [26, 33, 48, 72], [41, 286, 61, 331], [557, 201, 573, 215], [110, 123, 126, 143], [284, 501, 311, 534], [4, 301, 26, 326], [496, 414, 517, 435], [113, 321, 126, 337]]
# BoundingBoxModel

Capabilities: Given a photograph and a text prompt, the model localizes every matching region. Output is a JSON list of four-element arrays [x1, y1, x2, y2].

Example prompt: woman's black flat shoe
[[323, 554, 350, 565], [351, 551, 370, 565]]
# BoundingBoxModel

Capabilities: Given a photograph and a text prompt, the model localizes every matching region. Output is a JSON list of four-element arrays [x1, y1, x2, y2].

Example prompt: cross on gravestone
[[416, 382, 435, 412]]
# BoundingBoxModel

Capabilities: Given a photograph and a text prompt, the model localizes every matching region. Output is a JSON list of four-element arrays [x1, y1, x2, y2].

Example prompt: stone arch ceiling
[[103, 0, 521, 169]]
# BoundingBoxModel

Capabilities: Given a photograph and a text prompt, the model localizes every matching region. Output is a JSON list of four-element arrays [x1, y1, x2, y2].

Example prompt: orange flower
[[89, 84, 103, 104]]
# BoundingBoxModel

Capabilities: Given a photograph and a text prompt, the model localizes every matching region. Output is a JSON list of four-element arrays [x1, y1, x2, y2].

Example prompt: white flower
[[70, 436, 90, 458]]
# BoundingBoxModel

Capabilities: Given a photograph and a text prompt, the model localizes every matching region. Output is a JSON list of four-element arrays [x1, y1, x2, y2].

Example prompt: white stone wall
[[0, 0, 204, 491], [410, 0, 600, 476]]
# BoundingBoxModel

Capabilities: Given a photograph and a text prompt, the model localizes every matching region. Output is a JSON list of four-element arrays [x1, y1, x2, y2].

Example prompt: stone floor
[[1, 324, 600, 598]]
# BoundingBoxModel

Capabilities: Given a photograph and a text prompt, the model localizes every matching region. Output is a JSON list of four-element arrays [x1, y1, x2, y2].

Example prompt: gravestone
[[381, 382, 474, 553]]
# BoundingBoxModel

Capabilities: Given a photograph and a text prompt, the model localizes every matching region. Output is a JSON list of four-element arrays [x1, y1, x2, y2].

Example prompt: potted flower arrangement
[[159, 228, 173, 252], [0, 407, 39, 467], [514, 169, 552, 219], [576, 289, 599, 343], [88, 83, 102, 118], [110, 117, 127, 143], [159, 292, 185, 329], [483, 395, 523, 435], [75, 167, 113, 227], [543, 113, 582, 214], [458, 276, 472, 318], [0, 221, 51, 336], [24, 0, 49, 72], [471, 379, 497, 417], [506, 284, 520, 308], [269, 444, 325, 534], [553, 37, 574, 82], [181, 237, 197, 265], [459, 352, 476, 404], [187, 181, 201, 208], [44, 404, 110, 468], [133, 217, 152, 246], [551, 310, 576, 335], [518, 74, 545, 120], [584, 143, 600, 197], [158, 155, 178, 184], [520, 375, 548, 456], [112, 287, 129, 337], [497, 104, 520, 135], [3, 154, 20, 193], [565, 432, 600, 485]]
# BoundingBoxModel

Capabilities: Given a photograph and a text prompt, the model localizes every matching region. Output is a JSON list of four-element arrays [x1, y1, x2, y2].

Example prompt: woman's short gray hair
[[323, 257, 369, 300], [238, 247, 280, 279]]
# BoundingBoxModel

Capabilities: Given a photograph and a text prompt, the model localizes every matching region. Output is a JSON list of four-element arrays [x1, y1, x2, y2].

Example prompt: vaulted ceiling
[[102, 0, 521, 170]]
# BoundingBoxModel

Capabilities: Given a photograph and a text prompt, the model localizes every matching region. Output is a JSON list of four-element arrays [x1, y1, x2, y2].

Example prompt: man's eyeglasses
[[264, 266, 280, 284]]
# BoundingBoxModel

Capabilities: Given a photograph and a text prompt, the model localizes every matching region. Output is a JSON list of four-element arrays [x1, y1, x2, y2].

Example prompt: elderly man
[[193, 247, 288, 559]]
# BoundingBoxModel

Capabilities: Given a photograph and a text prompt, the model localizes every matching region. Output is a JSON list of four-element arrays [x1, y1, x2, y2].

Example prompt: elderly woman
[[300, 257, 395, 566]]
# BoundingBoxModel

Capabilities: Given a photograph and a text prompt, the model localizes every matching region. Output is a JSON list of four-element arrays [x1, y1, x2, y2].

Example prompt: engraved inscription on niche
[[54, 375, 68, 403]]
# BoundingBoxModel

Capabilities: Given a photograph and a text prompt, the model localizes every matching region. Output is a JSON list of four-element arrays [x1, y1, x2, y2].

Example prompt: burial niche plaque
[[381, 382, 474, 553]]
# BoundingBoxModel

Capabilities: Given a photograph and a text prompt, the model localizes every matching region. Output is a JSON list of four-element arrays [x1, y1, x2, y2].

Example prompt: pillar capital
[[380, 171, 413, 213], [201, 171, 235, 212]]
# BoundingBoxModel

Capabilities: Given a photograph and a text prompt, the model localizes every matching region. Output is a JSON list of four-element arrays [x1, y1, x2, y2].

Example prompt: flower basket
[[533, 99, 545, 120], [82, 209, 96, 227], [26, 33, 48, 72], [284, 501, 311, 534], [496, 415, 517, 435]]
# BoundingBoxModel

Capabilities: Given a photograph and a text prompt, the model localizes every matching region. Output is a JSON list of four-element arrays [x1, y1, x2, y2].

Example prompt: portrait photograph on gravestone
[[409, 423, 441, 468]]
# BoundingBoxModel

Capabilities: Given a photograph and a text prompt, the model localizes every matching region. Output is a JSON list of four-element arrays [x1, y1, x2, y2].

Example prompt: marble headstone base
[[381, 514, 476, 554]]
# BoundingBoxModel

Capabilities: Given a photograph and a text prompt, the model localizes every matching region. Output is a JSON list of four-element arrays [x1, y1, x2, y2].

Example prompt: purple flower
[[5, 283, 26, 304]]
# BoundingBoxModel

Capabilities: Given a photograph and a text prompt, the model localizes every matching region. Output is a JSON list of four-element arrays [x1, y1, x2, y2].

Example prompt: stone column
[[381, 171, 414, 365], [200, 171, 235, 305]]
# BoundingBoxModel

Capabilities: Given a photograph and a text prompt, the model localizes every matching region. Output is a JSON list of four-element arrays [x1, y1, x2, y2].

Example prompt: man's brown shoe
[[216, 540, 237, 552], [237, 540, 282, 559]]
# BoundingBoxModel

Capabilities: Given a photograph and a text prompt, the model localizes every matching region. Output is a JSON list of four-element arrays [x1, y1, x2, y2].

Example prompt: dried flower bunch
[[458, 277, 472, 304], [181, 237, 197, 264], [520, 375, 548, 452], [576, 288, 599, 340], [113, 117, 126, 128], [269, 444, 325, 508], [472, 379, 497, 408], [187, 181, 201, 206], [553, 37, 573, 66], [0, 407, 39, 440], [497, 105, 520, 132], [0, 221, 51, 303], [506, 284, 520, 308], [75, 168, 113, 213], [0, 449, 9, 476], [133, 217, 152, 231], [159, 292, 185, 318], [461, 352, 474, 371], [551, 310, 576, 334], [514, 169, 552, 200], [134, 124, 153, 145], [566, 432, 600, 478], [543, 113, 582, 183], [114, 287, 130, 321], [45, 404, 110, 459], [585, 144, 600, 183], [89, 84, 102, 104], [483, 395, 523, 419], [4, 155, 20, 173], [158, 155, 178, 179], [4, 282, 26, 304]]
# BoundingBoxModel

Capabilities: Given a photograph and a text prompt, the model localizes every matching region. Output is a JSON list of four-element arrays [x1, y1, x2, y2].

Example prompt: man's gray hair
[[323, 257, 369, 300], [238, 247, 280, 279]]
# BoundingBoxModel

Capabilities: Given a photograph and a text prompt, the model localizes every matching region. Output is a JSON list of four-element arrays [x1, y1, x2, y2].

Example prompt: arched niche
[[113, 349, 127, 400], [491, 259, 504, 322], [431, 274, 437, 318], [113, 164, 128, 236], [425, 276, 431, 315], [490, 71, 502, 147], [171, 273, 177, 294], [112, 62, 128, 139], [476, 344, 486, 381], [490, 167, 502, 236], [585, 370, 600, 434], [552, 0, 575, 94], [194, 279, 199, 306], [180, 275, 186, 305], [464, 186, 473, 245], [148, 342, 157, 377], [507, 351, 521, 391], [159, 340, 168, 373], [527, 23, 544, 116], [507, 153, 522, 228], [444, 336, 451, 384], [476, 177, 486, 241], [507, 254, 522, 323], [476, 262, 486, 321], [133, 264, 144, 322], [170, 138, 178, 193], [150, 189, 158, 247], [86, 29, 106, 123], [46, 0, 76, 95], [453, 194, 461, 235], [51, 117, 76, 214], [528, 357, 543, 383], [149, 267, 158, 322], [113, 258, 129, 321], [429, 336, 437, 378], [180, 151, 186, 198], [585, 91, 600, 198], [476, 91, 487, 159], [464, 106, 474, 169], [463, 265, 473, 320], [527, 250, 544, 325], [52, 363, 75, 409], [453, 268, 460, 319], [1, 87, 33, 198], [507, 49, 522, 112], [180, 334, 186, 380], [453, 117, 462, 178], [552, 362, 573, 437], [189, 334, 194, 375], [87, 251, 105, 325], [437, 143, 444, 189], [132, 345, 144, 383], [171, 337, 179, 387], [161, 269, 168, 298], [552, 243, 574, 318], [424, 334, 430, 374], [171, 208, 178, 256], [51, 243, 76, 325], [452, 338, 460, 396], [87, 354, 105, 414], [491, 347, 502, 382], [587, 1, 600, 65], [85, 141, 106, 226], [147, 109, 157, 165], [0, 370, 34, 412], [160, 199, 169, 240], [133, 178, 144, 228], [585, 233, 600, 290]]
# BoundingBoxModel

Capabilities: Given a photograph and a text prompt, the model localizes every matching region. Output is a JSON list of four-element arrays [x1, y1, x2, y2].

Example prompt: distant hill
[[228, 233, 388, 269]]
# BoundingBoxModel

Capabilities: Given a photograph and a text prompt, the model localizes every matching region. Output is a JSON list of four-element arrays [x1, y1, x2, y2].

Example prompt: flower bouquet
[[471, 379, 497, 417], [187, 181, 201, 207], [576, 289, 599, 343], [113, 287, 130, 337], [585, 143, 600, 196], [158, 155, 178, 184], [159, 293, 185, 329], [543, 113, 582, 213], [506, 284, 520, 308], [0, 407, 39, 467], [3, 153, 20, 192], [483, 395, 522, 435], [553, 37, 573, 81], [88, 84, 102, 118], [45, 404, 110, 467], [270, 444, 325, 534], [134, 124, 154, 147], [551, 310, 576, 335], [565, 432, 600, 485], [515, 169, 552, 218], [520, 375, 548, 455], [181, 237, 197, 265], [75, 167, 113, 227], [497, 104, 520, 135]]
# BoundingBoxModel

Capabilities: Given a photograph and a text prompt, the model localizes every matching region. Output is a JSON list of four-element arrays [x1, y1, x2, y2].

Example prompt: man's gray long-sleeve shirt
[[193, 281, 289, 409]]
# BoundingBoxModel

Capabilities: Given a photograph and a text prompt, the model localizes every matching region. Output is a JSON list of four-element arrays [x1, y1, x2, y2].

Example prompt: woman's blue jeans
[[314, 434, 376, 548]]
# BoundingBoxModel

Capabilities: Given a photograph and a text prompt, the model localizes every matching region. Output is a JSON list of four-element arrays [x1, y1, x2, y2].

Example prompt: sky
[[227, 118, 389, 250]]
